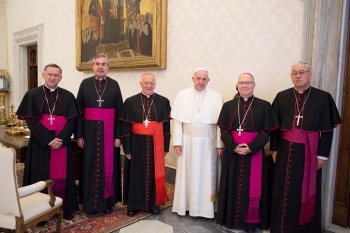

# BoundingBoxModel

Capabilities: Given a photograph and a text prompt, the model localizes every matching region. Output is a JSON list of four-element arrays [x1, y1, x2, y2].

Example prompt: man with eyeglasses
[[215, 73, 278, 232], [270, 61, 341, 233], [171, 68, 224, 219], [120, 73, 171, 217], [75, 54, 124, 215], [17, 63, 81, 221]]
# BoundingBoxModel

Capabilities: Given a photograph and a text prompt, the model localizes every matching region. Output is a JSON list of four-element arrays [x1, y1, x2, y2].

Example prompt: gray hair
[[92, 53, 110, 66], [291, 61, 310, 71]]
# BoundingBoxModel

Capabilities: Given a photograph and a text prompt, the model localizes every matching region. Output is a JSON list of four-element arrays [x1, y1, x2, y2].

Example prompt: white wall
[[5, 0, 304, 167]]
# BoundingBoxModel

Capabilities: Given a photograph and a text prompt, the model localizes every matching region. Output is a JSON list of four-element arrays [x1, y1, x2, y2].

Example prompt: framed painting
[[76, 0, 167, 71]]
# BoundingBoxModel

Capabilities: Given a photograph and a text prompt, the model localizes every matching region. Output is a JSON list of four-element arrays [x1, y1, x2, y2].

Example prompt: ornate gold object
[[6, 126, 30, 136], [0, 93, 7, 124], [7, 104, 17, 127], [0, 69, 11, 91]]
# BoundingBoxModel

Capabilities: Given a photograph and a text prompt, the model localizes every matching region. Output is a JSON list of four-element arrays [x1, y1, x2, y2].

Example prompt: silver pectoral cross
[[295, 114, 303, 126], [143, 118, 150, 128], [237, 126, 243, 136], [48, 114, 55, 125], [97, 98, 104, 107]]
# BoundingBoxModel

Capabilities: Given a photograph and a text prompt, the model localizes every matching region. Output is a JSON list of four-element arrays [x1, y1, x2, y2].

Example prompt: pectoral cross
[[48, 114, 55, 125], [97, 98, 104, 107], [295, 114, 303, 126], [143, 118, 150, 128], [237, 126, 243, 136]]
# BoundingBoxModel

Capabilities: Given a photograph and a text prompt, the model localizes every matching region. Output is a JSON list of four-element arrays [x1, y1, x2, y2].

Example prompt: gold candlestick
[[7, 104, 17, 127]]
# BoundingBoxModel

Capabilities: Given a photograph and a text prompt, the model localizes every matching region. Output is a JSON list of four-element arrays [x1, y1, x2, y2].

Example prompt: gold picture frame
[[76, 0, 167, 71], [0, 69, 11, 91]]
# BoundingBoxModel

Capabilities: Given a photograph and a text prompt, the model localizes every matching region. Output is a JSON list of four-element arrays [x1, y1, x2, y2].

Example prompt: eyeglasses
[[237, 81, 254, 85], [291, 70, 310, 76], [45, 73, 61, 78]]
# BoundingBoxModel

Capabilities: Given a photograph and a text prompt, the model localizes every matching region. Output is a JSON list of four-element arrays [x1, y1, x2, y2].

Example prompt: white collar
[[141, 91, 152, 98], [44, 85, 57, 92]]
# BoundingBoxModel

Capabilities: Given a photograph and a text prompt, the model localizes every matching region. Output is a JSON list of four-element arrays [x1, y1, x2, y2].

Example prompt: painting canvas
[[76, 0, 167, 71]]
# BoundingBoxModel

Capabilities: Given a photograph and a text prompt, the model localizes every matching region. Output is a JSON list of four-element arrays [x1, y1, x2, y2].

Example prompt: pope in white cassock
[[171, 68, 224, 218]]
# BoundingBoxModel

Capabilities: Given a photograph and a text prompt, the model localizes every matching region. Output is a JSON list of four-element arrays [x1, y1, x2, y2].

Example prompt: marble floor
[[113, 207, 348, 233]]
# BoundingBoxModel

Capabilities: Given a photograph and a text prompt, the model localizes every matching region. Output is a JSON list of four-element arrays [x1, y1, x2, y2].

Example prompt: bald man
[[171, 68, 224, 219], [216, 73, 278, 232], [120, 73, 171, 217]]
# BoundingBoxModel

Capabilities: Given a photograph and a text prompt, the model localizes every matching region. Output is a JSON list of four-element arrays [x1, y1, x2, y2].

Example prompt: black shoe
[[104, 207, 112, 214], [151, 209, 160, 215], [63, 211, 74, 220], [37, 221, 47, 226], [127, 210, 138, 217]]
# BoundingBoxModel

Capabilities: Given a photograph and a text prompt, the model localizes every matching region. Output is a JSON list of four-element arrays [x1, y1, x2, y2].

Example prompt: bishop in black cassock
[[75, 54, 124, 214], [216, 73, 278, 231], [17, 64, 80, 220], [120, 73, 171, 217], [270, 62, 341, 233]]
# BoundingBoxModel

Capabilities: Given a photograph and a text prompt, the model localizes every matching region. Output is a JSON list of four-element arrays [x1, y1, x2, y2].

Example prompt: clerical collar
[[294, 86, 311, 94], [141, 92, 154, 98], [239, 95, 254, 101], [94, 76, 106, 81], [44, 85, 57, 92]]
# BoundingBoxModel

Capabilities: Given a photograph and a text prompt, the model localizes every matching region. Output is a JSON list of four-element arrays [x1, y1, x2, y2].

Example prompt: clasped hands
[[234, 143, 251, 155], [50, 138, 63, 150]]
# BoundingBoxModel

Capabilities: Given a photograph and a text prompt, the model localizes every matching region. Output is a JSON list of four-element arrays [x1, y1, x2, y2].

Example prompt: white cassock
[[171, 87, 224, 218]]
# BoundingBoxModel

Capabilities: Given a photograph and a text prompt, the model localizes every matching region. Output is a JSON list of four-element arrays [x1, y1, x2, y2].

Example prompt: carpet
[[15, 164, 174, 233]]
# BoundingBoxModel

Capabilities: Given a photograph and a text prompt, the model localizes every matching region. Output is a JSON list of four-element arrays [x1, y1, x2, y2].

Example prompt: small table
[[0, 125, 28, 162], [0, 125, 81, 180]]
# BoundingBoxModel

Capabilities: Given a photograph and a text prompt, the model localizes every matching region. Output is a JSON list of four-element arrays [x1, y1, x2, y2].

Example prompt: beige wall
[[5, 0, 304, 167], [0, 0, 6, 70]]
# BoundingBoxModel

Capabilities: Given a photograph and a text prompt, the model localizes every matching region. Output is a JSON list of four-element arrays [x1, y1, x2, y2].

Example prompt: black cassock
[[75, 76, 123, 212], [270, 87, 341, 233], [17, 85, 80, 212], [216, 96, 278, 231], [120, 93, 170, 211]]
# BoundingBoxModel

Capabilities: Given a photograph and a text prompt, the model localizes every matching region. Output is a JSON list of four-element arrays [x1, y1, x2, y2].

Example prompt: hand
[[125, 153, 131, 160], [174, 146, 182, 156], [234, 144, 251, 156], [114, 139, 121, 147], [317, 158, 327, 170], [50, 138, 63, 150], [272, 151, 277, 163], [217, 148, 224, 158], [77, 138, 85, 148]]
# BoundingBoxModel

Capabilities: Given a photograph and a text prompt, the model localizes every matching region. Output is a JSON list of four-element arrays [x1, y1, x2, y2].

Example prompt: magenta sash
[[40, 114, 67, 203], [231, 131, 261, 223], [84, 108, 116, 199], [282, 128, 318, 225]]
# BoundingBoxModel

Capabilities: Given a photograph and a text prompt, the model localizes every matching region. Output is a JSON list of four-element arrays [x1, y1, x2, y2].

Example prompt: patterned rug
[[15, 164, 174, 233]]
